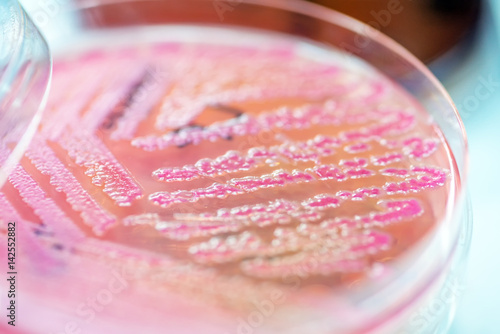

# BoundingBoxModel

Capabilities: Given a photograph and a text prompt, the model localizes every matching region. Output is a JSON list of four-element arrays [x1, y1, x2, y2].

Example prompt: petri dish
[[0, 1, 470, 333], [0, 0, 51, 187]]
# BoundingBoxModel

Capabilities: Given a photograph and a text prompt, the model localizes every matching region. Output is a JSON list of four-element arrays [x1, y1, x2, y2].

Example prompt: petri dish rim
[[40, 0, 470, 332]]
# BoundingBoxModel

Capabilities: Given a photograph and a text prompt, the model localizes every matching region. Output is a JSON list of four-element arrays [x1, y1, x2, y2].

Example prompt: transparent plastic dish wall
[[0, 0, 51, 186]]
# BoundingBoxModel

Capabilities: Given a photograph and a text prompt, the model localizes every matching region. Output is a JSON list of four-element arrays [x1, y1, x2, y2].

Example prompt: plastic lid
[[0, 0, 51, 186]]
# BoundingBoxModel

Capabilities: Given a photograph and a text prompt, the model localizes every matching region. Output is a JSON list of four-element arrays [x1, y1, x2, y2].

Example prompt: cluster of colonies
[[0, 39, 453, 307]]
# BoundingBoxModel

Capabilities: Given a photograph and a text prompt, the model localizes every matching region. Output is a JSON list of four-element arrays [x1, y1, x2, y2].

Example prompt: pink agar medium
[[0, 31, 458, 331]]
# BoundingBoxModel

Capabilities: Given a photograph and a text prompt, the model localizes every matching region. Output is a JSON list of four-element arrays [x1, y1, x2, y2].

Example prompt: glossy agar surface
[[0, 27, 458, 333]]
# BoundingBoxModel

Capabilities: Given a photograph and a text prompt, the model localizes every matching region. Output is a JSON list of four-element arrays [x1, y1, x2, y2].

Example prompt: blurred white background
[[444, 1, 500, 333]]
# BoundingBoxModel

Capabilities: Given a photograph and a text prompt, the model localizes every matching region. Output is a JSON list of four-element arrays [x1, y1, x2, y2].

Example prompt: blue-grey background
[[444, 1, 500, 333]]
